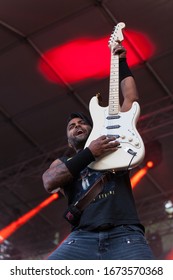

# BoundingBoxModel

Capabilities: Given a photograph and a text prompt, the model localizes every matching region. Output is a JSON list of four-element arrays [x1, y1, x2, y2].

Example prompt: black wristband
[[119, 58, 133, 83], [65, 148, 95, 177]]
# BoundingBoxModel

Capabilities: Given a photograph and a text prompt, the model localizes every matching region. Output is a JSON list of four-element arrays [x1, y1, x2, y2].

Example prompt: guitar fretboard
[[108, 53, 119, 115]]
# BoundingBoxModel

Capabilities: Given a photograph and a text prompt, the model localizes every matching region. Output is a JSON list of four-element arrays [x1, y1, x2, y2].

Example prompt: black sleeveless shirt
[[61, 156, 142, 231]]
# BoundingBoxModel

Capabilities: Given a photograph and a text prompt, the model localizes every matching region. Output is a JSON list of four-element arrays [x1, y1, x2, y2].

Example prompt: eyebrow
[[67, 119, 86, 129], [67, 122, 75, 129]]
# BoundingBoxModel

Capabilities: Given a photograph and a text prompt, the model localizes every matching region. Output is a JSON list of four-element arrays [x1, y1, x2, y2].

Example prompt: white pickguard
[[84, 96, 145, 171]]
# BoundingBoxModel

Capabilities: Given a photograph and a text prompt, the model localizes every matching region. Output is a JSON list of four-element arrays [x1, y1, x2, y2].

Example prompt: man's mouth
[[75, 129, 84, 136]]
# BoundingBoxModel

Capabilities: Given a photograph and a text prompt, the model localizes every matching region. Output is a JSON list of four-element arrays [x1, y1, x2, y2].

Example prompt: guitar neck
[[108, 53, 119, 115]]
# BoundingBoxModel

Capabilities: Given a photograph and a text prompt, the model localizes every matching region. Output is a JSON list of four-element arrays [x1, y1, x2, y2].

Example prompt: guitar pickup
[[107, 134, 120, 138], [106, 125, 120, 129], [106, 115, 120, 120]]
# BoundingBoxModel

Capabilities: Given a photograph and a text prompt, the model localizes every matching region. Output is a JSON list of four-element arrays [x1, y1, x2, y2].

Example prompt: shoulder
[[49, 158, 62, 168], [49, 156, 69, 168]]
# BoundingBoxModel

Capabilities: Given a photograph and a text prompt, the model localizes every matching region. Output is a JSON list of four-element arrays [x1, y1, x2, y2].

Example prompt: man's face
[[67, 117, 92, 150]]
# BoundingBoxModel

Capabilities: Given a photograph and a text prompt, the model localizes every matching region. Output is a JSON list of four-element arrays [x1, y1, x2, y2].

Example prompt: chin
[[75, 137, 87, 147]]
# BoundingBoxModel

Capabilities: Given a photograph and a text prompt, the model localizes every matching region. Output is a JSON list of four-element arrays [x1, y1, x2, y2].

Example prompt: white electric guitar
[[85, 22, 145, 171]]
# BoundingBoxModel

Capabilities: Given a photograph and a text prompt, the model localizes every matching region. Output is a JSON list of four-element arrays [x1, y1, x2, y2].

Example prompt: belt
[[95, 223, 116, 231]]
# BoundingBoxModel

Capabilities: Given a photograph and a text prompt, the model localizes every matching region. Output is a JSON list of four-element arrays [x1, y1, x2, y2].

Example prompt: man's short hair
[[67, 112, 92, 127]]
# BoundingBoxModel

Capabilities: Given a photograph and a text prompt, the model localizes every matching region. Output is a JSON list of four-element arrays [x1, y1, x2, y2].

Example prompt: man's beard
[[69, 134, 88, 151]]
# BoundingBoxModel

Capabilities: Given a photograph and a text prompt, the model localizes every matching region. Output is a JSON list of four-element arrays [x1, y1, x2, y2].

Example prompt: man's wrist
[[65, 148, 95, 177], [119, 58, 133, 82]]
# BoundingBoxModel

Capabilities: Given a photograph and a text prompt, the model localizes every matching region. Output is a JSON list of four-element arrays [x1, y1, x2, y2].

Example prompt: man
[[42, 44, 154, 260]]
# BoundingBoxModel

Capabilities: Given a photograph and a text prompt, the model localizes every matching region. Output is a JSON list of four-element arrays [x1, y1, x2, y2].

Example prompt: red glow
[[131, 167, 147, 189], [165, 249, 173, 260], [131, 161, 154, 189], [38, 30, 155, 84], [0, 193, 59, 243], [147, 161, 154, 168]]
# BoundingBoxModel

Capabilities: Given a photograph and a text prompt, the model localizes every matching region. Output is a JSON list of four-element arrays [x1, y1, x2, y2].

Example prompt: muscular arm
[[43, 136, 119, 193], [113, 44, 139, 112], [42, 159, 73, 193], [121, 76, 139, 112]]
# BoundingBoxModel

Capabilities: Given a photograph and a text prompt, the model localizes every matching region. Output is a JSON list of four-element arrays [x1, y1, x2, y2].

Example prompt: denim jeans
[[47, 225, 154, 260]]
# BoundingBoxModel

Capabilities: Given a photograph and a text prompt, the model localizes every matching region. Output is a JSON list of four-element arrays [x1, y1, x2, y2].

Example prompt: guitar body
[[84, 96, 145, 171], [84, 23, 145, 171]]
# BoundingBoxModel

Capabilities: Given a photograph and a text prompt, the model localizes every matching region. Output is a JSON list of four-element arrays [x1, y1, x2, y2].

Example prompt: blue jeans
[[47, 225, 154, 260]]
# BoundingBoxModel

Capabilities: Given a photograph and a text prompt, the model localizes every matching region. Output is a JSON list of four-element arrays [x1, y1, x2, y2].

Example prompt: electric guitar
[[84, 22, 145, 171]]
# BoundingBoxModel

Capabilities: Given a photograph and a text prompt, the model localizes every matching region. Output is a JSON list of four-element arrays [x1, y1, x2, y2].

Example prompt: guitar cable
[[115, 153, 136, 177]]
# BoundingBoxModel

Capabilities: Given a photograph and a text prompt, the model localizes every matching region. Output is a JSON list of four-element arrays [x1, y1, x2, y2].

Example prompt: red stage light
[[38, 30, 155, 85], [0, 193, 59, 243], [131, 161, 154, 189], [147, 161, 154, 168]]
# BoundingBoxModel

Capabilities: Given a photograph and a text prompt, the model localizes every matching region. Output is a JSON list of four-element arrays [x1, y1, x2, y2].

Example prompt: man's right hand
[[88, 135, 120, 158]]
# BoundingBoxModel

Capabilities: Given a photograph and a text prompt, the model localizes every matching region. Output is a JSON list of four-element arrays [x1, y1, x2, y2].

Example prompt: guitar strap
[[64, 173, 109, 226], [74, 173, 109, 211]]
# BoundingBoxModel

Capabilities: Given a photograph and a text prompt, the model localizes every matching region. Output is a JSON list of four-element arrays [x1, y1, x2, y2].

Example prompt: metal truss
[[139, 96, 173, 143]]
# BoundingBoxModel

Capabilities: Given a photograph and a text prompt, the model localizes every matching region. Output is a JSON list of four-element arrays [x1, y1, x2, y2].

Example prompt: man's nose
[[75, 123, 80, 128]]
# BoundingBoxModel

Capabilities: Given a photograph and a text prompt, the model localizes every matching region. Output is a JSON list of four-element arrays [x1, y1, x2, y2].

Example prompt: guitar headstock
[[108, 22, 126, 50]]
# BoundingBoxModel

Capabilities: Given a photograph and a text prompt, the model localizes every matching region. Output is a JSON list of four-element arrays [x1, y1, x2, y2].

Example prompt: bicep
[[42, 158, 73, 193]]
